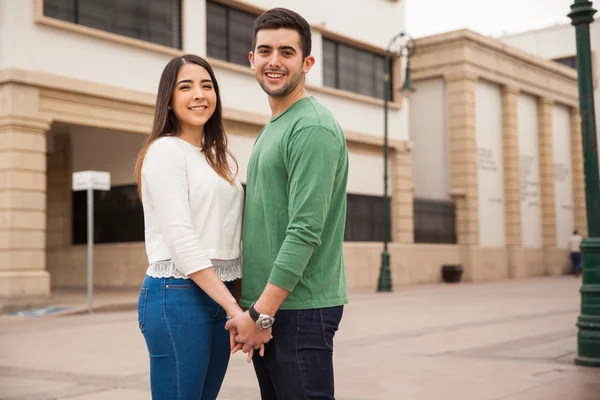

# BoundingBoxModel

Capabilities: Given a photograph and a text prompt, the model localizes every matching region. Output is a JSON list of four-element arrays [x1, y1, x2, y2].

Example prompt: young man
[[225, 7, 349, 400]]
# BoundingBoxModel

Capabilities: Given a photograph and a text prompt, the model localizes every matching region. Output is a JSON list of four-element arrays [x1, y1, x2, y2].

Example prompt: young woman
[[134, 54, 245, 400]]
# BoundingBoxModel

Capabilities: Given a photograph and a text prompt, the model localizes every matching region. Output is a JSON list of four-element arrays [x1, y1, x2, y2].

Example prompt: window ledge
[[307, 85, 403, 110], [34, 1, 183, 58], [206, 58, 404, 110]]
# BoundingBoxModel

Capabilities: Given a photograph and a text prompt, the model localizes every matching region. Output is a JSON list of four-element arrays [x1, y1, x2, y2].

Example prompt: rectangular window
[[413, 199, 457, 244], [206, 1, 256, 67], [553, 56, 577, 69], [72, 187, 391, 244], [72, 185, 144, 245], [344, 194, 390, 242], [43, 0, 182, 48], [322, 39, 392, 100]]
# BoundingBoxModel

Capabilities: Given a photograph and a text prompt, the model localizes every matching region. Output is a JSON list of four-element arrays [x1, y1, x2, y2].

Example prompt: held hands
[[225, 311, 272, 363]]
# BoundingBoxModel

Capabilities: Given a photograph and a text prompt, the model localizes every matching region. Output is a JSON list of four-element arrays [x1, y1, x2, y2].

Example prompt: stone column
[[502, 86, 525, 278], [391, 144, 413, 243], [570, 107, 588, 237], [538, 98, 557, 272], [0, 116, 51, 298], [0, 83, 51, 298], [446, 72, 479, 281]]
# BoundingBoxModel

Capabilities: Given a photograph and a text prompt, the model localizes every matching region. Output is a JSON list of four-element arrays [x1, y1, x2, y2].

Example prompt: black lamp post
[[568, 0, 600, 368], [377, 33, 416, 292]]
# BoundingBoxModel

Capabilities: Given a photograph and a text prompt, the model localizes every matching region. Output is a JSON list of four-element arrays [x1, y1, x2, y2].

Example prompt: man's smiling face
[[249, 28, 308, 98]]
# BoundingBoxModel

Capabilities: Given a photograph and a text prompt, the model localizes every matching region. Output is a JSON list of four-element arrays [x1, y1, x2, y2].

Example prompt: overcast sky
[[405, 0, 581, 39]]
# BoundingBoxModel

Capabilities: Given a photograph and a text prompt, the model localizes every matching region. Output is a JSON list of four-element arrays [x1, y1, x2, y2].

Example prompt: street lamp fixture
[[377, 33, 416, 293], [568, 0, 600, 368]]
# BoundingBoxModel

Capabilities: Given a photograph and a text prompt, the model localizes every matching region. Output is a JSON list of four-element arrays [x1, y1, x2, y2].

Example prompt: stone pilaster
[[0, 83, 51, 298], [538, 98, 557, 272], [391, 145, 413, 243], [446, 72, 479, 281], [501, 86, 525, 278], [570, 107, 588, 237], [0, 116, 51, 297]]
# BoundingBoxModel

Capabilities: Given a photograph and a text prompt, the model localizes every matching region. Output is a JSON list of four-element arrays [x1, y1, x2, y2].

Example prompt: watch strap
[[248, 303, 260, 322]]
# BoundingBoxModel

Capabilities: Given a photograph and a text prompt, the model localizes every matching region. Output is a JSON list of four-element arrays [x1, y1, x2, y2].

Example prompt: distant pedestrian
[[568, 229, 583, 276]]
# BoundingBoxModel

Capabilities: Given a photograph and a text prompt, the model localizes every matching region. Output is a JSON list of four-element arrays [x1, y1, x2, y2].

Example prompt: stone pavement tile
[[0, 376, 76, 399], [0, 317, 149, 377], [501, 380, 600, 400], [64, 389, 148, 400], [344, 313, 576, 357], [496, 336, 576, 360]]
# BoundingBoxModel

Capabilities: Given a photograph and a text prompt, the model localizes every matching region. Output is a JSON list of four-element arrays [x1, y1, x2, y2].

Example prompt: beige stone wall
[[468, 247, 509, 282], [0, 83, 51, 298], [501, 86, 524, 279], [49, 243, 147, 288], [522, 248, 546, 277], [391, 147, 414, 243], [344, 243, 462, 289], [537, 99, 557, 274], [570, 108, 588, 237]]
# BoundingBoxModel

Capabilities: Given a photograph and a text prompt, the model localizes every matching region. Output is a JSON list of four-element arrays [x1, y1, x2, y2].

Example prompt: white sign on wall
[[518, 93, 542, 248], [552, 105, 574, 249], [476, 81, 506, 247]]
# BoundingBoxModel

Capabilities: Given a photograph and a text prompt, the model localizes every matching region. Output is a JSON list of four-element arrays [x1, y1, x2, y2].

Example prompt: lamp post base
[[575, 239, 600, 367], [377, 251, 392, 292]]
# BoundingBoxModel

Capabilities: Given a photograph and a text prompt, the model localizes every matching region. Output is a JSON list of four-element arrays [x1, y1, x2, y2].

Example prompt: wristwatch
[[249, 303, 275, 329]]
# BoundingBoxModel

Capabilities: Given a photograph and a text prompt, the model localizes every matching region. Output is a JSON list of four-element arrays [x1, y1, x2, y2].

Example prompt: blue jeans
[[571, 252, 582, 274], [138, 276, 232, 400], [252, 306, 344, 400]]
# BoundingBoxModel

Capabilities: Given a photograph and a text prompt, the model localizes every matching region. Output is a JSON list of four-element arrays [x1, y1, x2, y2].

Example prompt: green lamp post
[[377, 33, 416, 292], [568, 0, 600, 367]]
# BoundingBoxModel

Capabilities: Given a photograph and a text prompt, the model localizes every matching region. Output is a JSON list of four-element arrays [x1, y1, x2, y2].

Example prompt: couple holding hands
[[136, 7, 348, 400]]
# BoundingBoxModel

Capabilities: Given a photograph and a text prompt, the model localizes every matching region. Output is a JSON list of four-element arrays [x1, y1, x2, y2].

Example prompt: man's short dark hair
[[252, 8, 312, 58]]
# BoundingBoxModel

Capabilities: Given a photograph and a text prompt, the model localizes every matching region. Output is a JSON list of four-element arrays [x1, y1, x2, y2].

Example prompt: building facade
[[0, 0, 412, 298], [501, 20, 600, 166], [0, 1, 586, 301], [410, 30, 585, 281]]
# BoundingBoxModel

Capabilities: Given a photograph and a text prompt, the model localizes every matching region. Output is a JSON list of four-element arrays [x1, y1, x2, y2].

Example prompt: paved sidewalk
[[1, 276, 599, 400]]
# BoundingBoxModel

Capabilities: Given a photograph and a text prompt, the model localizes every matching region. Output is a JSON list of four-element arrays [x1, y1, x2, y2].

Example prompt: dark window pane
[[554, 56, 577, 69], [151, 0, 181, 48], [356, 50, 375, 96], [344, 194, 390, 242], [72, 185, 145, 244], [228, 9, 254, 66], [413, 199, 457, 244], [323, 39, 337, 88], [207, 2, 228, 61], [374, 55, 385, 100], [114, 1, 146, 41], [338, 44, 357, 93], [78, 0, 113, 32], [44, 0, 181, 49], [43, 0, 75, 22]]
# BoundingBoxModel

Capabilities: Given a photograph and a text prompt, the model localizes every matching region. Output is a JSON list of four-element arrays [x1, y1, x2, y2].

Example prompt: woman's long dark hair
[[135, 55, 238, 197]]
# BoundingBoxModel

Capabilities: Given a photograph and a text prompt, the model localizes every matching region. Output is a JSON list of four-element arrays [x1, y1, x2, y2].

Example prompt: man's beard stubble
[[258, 68, 304, 99]]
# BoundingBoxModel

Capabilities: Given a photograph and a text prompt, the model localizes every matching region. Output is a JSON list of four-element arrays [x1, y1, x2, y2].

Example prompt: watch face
[[258, 317, 274, 329]]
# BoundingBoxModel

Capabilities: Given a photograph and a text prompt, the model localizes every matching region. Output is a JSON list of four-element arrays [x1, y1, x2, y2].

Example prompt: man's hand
[[225, 311, 272, 361]]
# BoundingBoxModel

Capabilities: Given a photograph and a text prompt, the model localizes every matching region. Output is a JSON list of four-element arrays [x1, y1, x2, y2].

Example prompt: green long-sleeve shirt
[[240, 96, 349, 310]]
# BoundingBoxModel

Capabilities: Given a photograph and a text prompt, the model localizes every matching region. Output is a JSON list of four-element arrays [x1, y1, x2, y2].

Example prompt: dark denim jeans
[[571, 252, 582, 274], [252, 306, 344, 400], [138, 276, 233, 400]]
